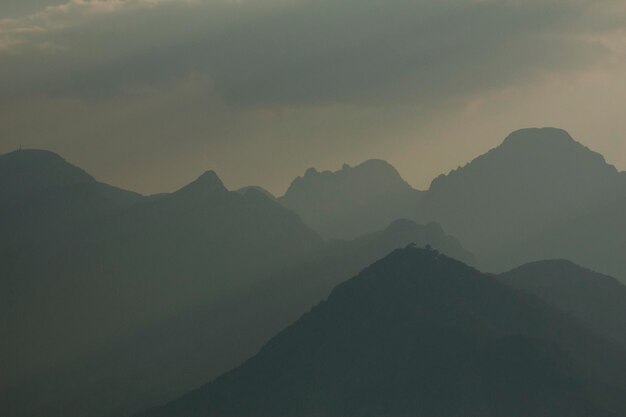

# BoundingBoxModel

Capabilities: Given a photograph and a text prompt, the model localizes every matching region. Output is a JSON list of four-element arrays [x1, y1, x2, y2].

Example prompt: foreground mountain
[[1, 219, 473, 417], [0, 148, 473, 417], [139, 247, 626, 417], [417, 128, 626, 259], [280, 159, 422, 239], [500, 260, 626, 348]]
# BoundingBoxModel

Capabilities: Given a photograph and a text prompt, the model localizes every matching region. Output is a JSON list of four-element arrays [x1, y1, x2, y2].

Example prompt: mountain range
[[277, 128, 626, 281], [139, 247, 626, 417], [3, 126, 626, 417], [279, 159, 422, 239], [0, 151, 472, 417]]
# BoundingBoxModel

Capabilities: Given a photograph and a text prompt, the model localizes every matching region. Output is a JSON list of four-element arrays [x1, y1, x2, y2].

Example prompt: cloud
[[0, 0, 625, 194], [0, 0, 197, 55], [1, 0, 624, 106]]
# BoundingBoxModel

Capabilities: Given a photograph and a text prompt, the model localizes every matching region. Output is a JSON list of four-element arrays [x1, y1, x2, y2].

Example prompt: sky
[[1, 0, 625, 195]]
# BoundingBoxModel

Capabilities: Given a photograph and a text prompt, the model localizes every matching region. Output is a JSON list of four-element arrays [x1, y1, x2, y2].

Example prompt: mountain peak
[[174, 170, 228, 196], [196, 170, 224, 186], [0, 148, 94, 182], [501, 127, 575, 147], [0, 149, 96, 211], [280, 159, 420, 239], [354, 158, 398, 171], [140, 245, 626, 417], [422, 127, 622, 256], [236, 185, 276, 200]]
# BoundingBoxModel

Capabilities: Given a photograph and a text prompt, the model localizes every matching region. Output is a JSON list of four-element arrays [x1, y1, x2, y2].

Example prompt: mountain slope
[[0, 149, 94, 209], [280, 159, 422, 239], [500, 260, 626, 348], [0, 169, 322, 394], [1, 219, 474, 417], [417, 128, 626, 259], [489, 196, 626, 282], [0, 149, 143, 248], [139, 247, 626, 417]]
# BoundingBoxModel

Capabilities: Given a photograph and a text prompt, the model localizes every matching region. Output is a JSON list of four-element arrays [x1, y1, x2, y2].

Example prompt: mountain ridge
[[280, 159, 422, 239], [137, 246, 626, 417]]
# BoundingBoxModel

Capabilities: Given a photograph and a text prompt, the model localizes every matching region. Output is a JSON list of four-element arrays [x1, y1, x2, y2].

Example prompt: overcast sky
[[1, 0, 625, 195]]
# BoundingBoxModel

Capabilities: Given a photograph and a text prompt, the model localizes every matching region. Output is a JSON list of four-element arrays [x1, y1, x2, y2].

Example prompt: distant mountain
[[500, 260, 626, 348], [236, 185, 276, 200], [280, 159, 422, 239], [417, 128, 626, 259], [341, 218, 475, 267], [0, 167, 322, 398], [0, 150, 143, 248], [1, 219, 474, 417], [489, 196, 626, 282], [139, 247, 626, 417], [0, 149, 94, 208]]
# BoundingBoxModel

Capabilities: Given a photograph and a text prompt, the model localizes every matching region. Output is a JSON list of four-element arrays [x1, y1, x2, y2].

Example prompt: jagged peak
[[429, 127, 616, 191], [287, 159, 411, 191]]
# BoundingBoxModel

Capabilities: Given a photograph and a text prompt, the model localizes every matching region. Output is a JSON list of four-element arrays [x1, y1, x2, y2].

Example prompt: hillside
[[140, 247, 626, 417]]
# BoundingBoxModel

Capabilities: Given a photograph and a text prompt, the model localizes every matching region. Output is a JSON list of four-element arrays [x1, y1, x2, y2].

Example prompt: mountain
[[0, 167, 322, 398], [489, 196, 626, 282], [1, 219, 474, 417], [500, 260, 626, 348], [280, 159, 422, 239], [0, 150, 143, 248], [417, 128, 626, 260], [0, 149, 94, 209], [138, 247, 626, 417], [236, 185, 276, 200]]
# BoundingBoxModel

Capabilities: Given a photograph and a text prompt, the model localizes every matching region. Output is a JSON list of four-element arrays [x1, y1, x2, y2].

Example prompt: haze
[[1, 0, 626, 194]]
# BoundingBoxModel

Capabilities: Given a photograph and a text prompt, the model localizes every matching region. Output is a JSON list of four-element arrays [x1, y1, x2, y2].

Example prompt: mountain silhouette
[[0, 165, 321, 398], [0, 150, 94, 206], [1, 218, 474, 417], [417, 128, 626, 260], [500, 260, 626, 348], [138, 247, 626, 417], [236, 185, 276, 200], [0, 148, 475, 417], [280, 159, 422, 239], [489, 195, 626, 282], [0, 150, 143, 248]]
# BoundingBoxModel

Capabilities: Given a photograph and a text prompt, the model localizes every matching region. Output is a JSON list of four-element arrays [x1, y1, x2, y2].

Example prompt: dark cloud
[[0, 0, 620, 106]]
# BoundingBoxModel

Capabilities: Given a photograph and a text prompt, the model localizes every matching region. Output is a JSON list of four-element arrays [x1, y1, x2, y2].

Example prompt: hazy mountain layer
[[489, 196, 626, 282], [139, 247, 626, 417], [280, 159, 422, 239], [417, 128, 626, 260], [0, 149, 473, 417], [500, 260, 626, 348], [0, 159, 321, 392], [0, 150, 143, 248]]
